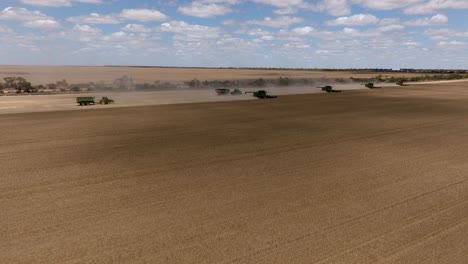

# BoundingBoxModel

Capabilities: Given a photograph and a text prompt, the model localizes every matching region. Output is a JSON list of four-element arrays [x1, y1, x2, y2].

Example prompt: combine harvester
[[245, 90, 277, 99], [76, 96, 114, 106], [214, 88, 230, 95], [364, 82, 381, 89], [317, 85, 342, 93]]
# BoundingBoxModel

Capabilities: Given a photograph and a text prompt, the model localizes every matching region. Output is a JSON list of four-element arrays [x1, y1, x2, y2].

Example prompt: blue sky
[[0, 0, 467, 68]]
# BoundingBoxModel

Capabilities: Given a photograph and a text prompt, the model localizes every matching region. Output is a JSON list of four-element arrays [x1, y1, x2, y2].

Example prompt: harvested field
[[0, 65, 429, 85], [2, 82, 468, 263], [0, 83, 398, 114]]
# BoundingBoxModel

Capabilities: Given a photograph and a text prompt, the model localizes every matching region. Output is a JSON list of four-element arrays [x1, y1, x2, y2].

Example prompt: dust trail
[[0, 83, 400, 114]]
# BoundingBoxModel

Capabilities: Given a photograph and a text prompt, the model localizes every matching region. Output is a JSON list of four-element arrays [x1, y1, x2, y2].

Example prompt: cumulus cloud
[[120, 9, 168, 22], [67, 9, 167, 24], [251, 0, 314, 15], [73, 24, 101, 34], [178, 1, 236, 18], [313, 0, 351, 16], [20, 0, 103, 7], [292, 26, 315, 35], [406, 14, 448, 26], [378, 24, 405, 32], [67, 13, 120, 24], [351, 0, 423, 10], [326, 14, 379, 26], [0, 7, 60, 30], [122, 24, 152, 33], [405, 0, 468, 14], [0, 7, 51, 21], [437, 40, 465, 47], [23, 19, 60, 29], [251, 0, 305, 8], [247, 16, 303, 28], [160, 20, 222, 40], [424, 28, 468, 40]]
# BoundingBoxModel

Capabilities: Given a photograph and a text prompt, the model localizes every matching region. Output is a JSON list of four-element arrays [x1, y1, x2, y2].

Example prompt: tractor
[[99, 96, 114, 104]]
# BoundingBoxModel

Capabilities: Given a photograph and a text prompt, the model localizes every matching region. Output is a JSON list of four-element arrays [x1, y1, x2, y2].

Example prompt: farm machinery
[[244, 90, 277, 99], [99, 96, 114, 104], [76, 96, 114, 106], [317, 86, 341, 93], [215, 88, 230, 95], [364, 83, 381, 89]]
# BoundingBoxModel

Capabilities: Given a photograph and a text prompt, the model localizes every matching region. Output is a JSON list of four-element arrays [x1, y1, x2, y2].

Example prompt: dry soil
[[2, 82, 468, 263]]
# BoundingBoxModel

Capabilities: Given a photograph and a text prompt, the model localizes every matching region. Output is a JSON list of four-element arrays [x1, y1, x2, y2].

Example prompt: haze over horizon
[[0, 0, 467, 69]]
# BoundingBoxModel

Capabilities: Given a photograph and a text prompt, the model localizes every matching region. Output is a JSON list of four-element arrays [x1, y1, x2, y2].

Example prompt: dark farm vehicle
[[76, 96, 96, 106], [215, 88, 230, 95], [244, 90, 277, 99], [364, 82, 381, 89], [99, 96, 114, 104], [317, 86, 341, 93], [77, 96, 114, 106]]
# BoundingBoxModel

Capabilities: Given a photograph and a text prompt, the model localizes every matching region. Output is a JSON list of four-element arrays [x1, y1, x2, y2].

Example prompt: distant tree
[[35, 84, 44, 92], [4, 77, 33, 93], [47, 83, 57, 89], [71, 86, 80, 92]]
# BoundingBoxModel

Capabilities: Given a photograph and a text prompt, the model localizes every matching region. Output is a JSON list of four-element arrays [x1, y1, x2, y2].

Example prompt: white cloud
[[22, 19, 60, 29], [251, 0, 314, 15], [251, 0, 305, 8], [122, 24, 152, 33], [178, 3, 234, 18], [73, 24, 101, 34], [405, 0, 468, 14], [67, 9, 167, 24], [326, 14, 379, 26], [160, 21, 222, 40], [273, 7, 299, 15], [292, 26, 315, 35], [342, 27, 359, 34], [247, 16, 303, 28], [199, 0, 241, 3], [0, 7, 60, 30], [378, 24, 405, 32], [67, 13, 120, 24], [406, 14, 448, 26], [313, 0, 351, 16], [351, 0, 423, 10], [120, 9, 168, 22], [379, 18, 401, 25], [19, 0, 103, 7], [437, 40, 465, 47], [0, 7, 51, 21], [424, 28, 468, 40], [403, 41, 421, 46]]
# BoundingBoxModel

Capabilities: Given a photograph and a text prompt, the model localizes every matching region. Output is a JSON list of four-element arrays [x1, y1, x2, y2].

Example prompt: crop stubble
[[1, 82, 468, 263]]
